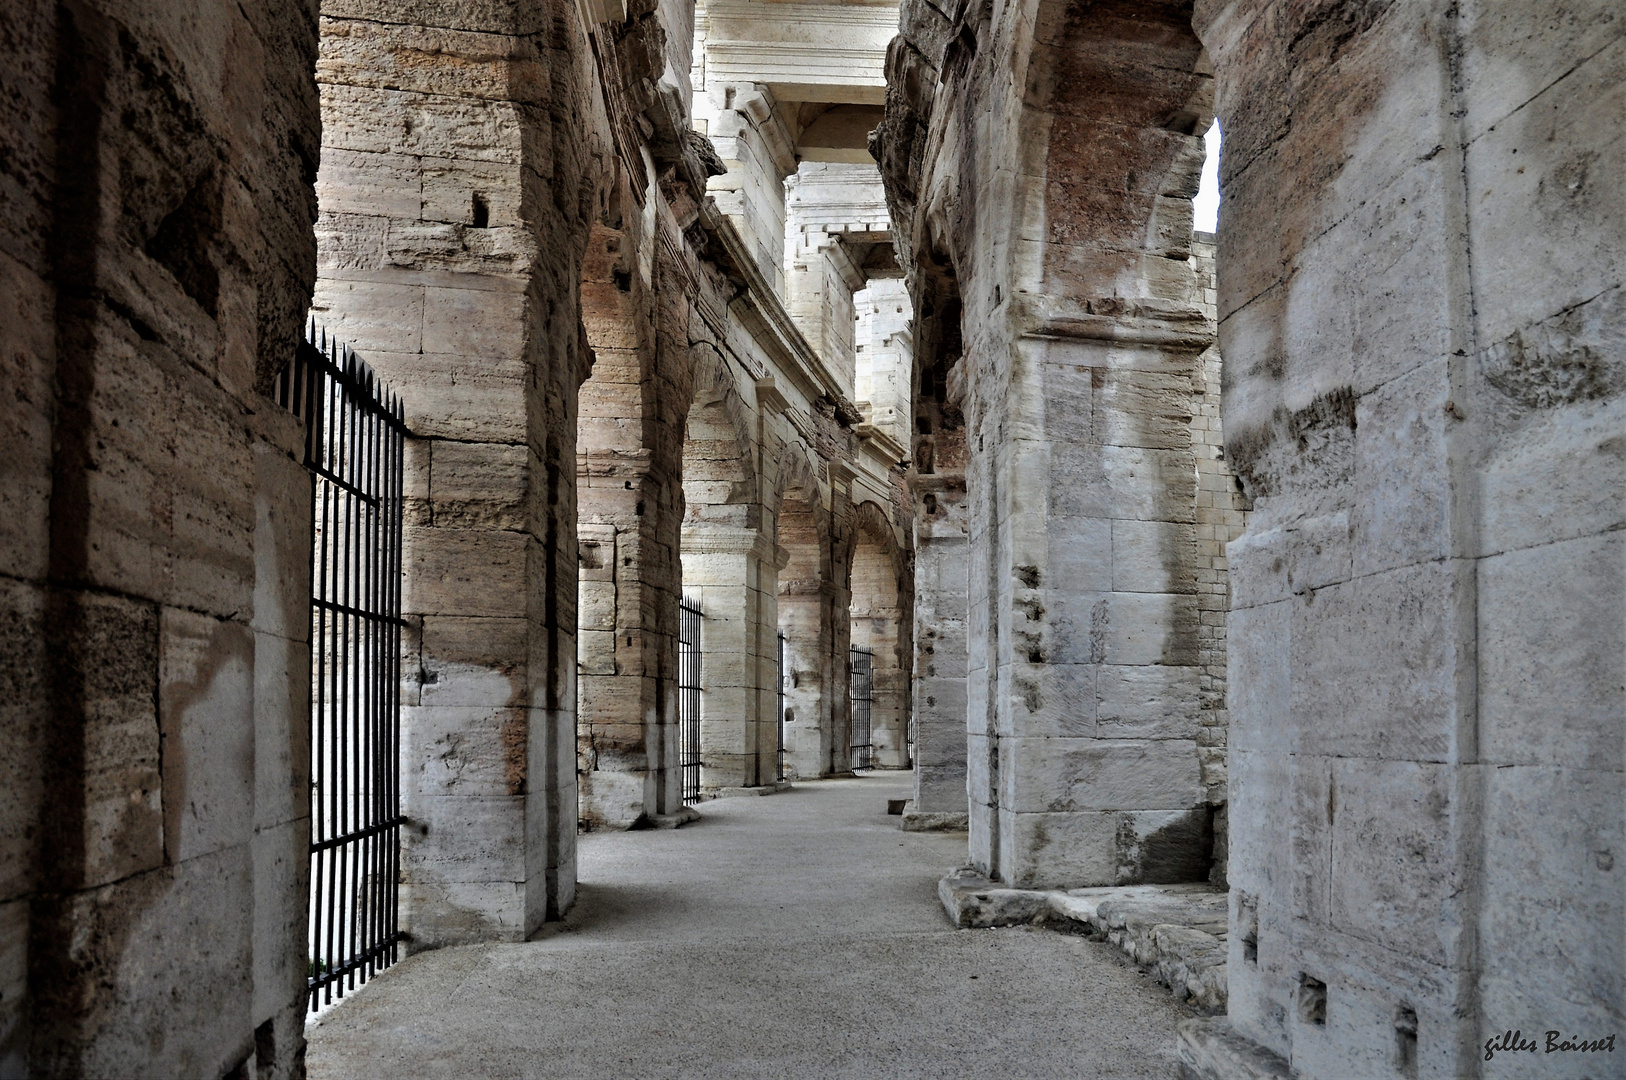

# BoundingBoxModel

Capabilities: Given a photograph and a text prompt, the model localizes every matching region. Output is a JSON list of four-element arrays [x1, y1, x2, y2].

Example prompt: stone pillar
[[680, 355, 779, 792], [681, 531, 779, 790], [850, 505, 912, 769], [576, 207, 691, 829], [1, 1, 319, 1074], [777, 498, 855, 780], [314, 1, 601, 943], [854, 276, 914, 447], [904, 475, 970, 828], [1197, 0, 1624, 1073]]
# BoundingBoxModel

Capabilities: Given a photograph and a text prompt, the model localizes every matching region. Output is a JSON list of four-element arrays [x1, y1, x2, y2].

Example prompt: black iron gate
[[776, 631, 787, 782], [678, 597, 703, 804], [278, 323, 406, 1011], [850, 646, 874, 771]]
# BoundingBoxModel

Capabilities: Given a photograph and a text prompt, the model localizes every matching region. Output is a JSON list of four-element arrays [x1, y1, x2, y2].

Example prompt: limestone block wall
[[691, 78, 796, 292], [878, 0, 1218, 886], [1191, 232, 1250, 883], [577, 199, 694, 828], [850, 501, 911, 769], [783, 162, 893, 389], [0, 1, 319, 1074], [1198, 0, 1625, 1073], [314, 0, 609, 943], [854, 276, 913, 448]]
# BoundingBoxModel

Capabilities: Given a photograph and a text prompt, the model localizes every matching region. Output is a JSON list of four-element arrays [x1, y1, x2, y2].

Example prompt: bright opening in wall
[[1194, 120, 1221, 233]]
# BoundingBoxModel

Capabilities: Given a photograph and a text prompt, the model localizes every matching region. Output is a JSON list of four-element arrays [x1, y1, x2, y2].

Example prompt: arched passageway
[[680, 348, 778, 793], [848, 501, 911, 770], [774, 455, 850, 780]]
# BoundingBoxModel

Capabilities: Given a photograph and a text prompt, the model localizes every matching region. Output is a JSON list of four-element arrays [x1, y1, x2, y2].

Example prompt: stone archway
[[680, 344, 778, 792], [848, 500, 912, 770]]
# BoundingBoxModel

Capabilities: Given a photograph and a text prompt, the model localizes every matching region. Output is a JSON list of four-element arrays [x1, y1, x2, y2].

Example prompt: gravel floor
[[307, 772, 1192, 1079]]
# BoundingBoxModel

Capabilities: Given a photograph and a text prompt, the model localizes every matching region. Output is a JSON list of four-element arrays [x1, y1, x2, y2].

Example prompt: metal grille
[[850, 646, 874, 771], [277, 323, 406, 1011], [678, 597, 703, 804], [776, 631, 787, 782]]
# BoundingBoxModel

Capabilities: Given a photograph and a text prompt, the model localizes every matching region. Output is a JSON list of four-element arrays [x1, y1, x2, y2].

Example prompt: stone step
[[939, 870, 1229, 1012]]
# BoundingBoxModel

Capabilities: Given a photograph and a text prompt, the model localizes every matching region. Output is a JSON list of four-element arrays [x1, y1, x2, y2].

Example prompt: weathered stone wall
[[1190, 232, 1250, 884], [0, 0, 319, 1074], [1196, 0, 1624, 1074], [854, 276, 913, 448], [851, 501, 912, 769], [576, 194, 695, 829], [313, 0, 612, 943], [878, 0, 1218, 884]]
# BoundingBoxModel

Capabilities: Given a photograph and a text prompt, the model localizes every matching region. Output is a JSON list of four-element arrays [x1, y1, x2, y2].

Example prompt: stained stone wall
[[878, 0, 1217, 884], [1195, 0, 1625, 1074], [313, 0, 610, 944], [1190, 232, 1250, 884], [576, 198, 694, 829], [0, 0, 319, 1075]]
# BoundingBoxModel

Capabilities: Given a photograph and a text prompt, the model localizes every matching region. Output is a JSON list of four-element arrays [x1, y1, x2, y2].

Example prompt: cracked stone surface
[[941, 873, 1229, 1012]]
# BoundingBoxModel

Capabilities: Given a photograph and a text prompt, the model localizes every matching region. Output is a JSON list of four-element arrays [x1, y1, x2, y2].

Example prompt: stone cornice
[[699, 200, 864, 422]]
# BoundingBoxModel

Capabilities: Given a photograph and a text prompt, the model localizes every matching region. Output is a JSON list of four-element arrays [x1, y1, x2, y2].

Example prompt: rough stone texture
[[1198, 1, 1625, 1076], [940, 873, 1228, 1012], [878, 0, 1222, 889], [1189, 233, 1250, 886], [312, 0, 612, 947], [0, 0, 319, 1074], [881, 0, 1622, 1072], [1176, 1017, 1293, 1080], [1051, 885, 1228, 1013], [576, 186, 692, 829]]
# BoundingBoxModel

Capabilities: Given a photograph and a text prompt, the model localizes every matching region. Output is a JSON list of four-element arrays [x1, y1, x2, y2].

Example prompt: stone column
[[576, 209, 691, 829], [904, 474, 970, 829], [314, 1, 601, 943], [681, 531, 779, 790]]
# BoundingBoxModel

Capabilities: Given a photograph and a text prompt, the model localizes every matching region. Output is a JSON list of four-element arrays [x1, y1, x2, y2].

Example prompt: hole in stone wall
[[471, 193, 490, 228], [1163, 109, 1201, 135], [1395, 1006, 1418, 1078], [254, 1018, 276, 1080], [1297, 974, 1327, 1026], [145, 168, 222, 316], [1239, 891, 1258, 964], [922, 493, 937, 516]]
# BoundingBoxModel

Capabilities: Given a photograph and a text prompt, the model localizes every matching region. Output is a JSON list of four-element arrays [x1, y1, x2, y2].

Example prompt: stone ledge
[[1176, 1018, 1292, 1080], [938, 870, 1228, 1012], [641, 806, 701, 829], [711, 781, 793, 798], [900, 810, 969, 832]]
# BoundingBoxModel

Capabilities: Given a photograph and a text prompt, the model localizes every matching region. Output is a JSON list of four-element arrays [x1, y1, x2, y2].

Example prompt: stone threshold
[[938, 870, 1229, 1012], [1176, 1018, 1293, 1079]]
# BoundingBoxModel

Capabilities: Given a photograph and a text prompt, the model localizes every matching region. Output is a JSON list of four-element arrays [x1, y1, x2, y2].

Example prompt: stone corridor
[[306, 773, 1193, 1079]]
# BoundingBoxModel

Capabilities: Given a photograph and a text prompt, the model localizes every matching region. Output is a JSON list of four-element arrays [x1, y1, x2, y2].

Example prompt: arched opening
[[679, 348, 776, 793], [575, 166, 691, 830], [774, 457, 844, 780], [849, 501, 912, 770]]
